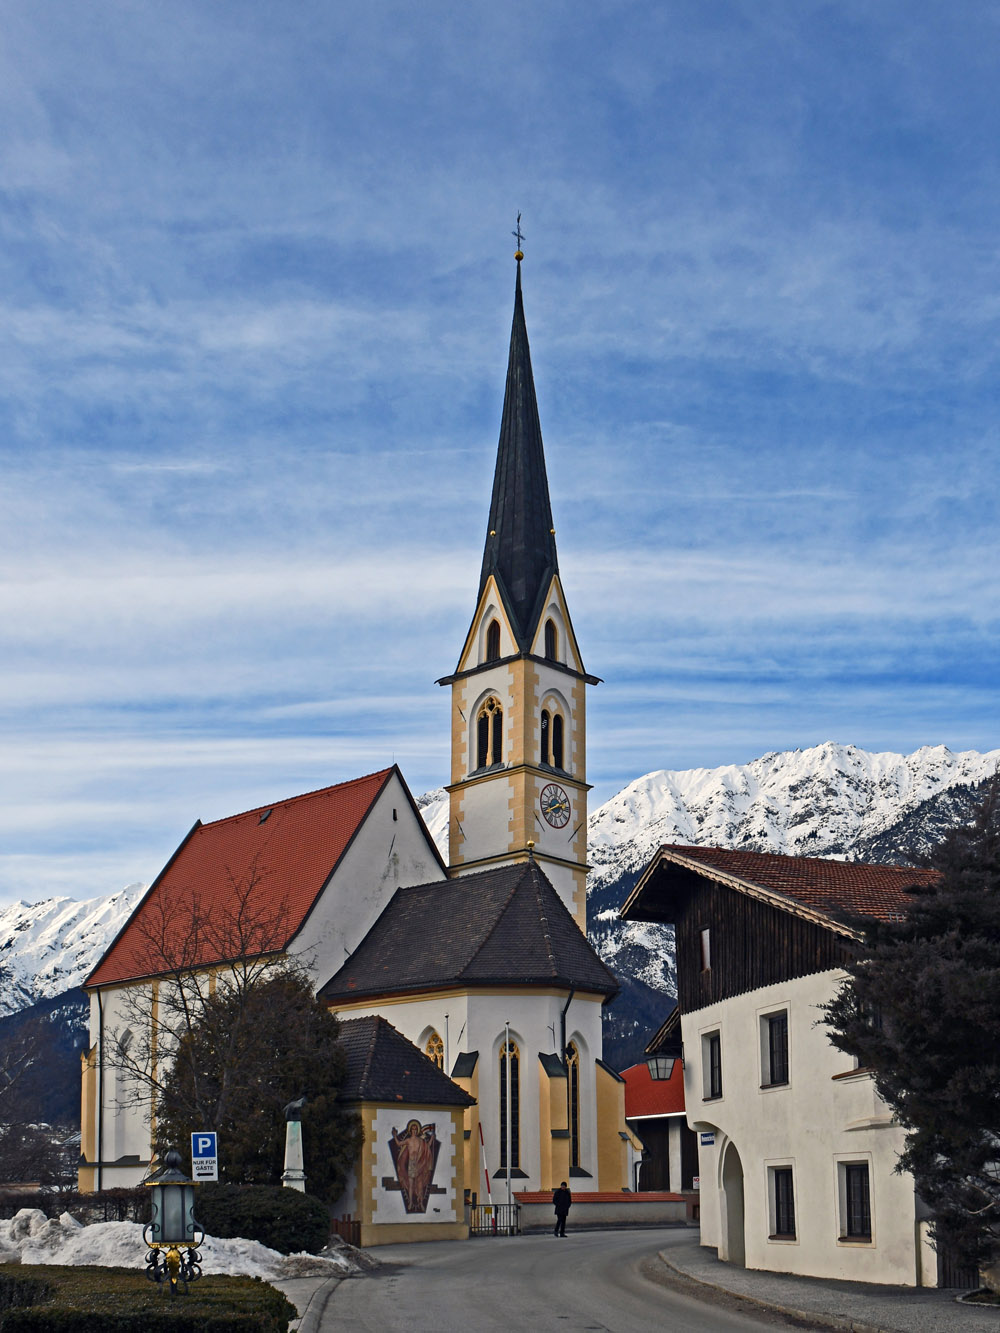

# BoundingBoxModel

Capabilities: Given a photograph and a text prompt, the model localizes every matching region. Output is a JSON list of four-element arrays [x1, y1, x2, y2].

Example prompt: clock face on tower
[[539, 782, 571, 828]]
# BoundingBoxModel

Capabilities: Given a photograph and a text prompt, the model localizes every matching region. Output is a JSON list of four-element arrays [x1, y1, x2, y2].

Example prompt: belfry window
[[541, 710, 550, 764], [499, 1040, 520, 1170], [552, 714, 564, 769], [566, 1042, 580, 1169], [425, 1031, 444, 1070], [485, 620, 501, 663], [476, 697, 503, 769], [544, 618, 558, 661]]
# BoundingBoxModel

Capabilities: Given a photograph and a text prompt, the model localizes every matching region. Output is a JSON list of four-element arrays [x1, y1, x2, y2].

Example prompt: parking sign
[[191, 1131, 218, 1181]]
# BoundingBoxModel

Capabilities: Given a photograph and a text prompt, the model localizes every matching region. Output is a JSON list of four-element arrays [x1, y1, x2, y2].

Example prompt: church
[[79, 251, 632, 1239]]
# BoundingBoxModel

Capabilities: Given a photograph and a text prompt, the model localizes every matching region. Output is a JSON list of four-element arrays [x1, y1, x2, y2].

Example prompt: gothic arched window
[[540, 710, 550, 765], [477, 697, 503, 769], [499, 1040, 520, 1170], [485, 620, 501, 663], [566, 1042, 580, 1168], [425, 1031, 444, 1070], [544, 619, 558, 661], [552, 713, 564, 770]]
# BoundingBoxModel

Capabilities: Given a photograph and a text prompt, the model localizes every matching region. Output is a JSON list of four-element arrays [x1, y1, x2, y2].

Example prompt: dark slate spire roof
[[336, 1015, 475, 1107], [479, 261, 559, 647], [319, 861, 618, 1002]]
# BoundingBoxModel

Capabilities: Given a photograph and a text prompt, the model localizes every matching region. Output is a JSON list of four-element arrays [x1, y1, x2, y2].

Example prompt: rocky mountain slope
[[2, 742, 996, 1098]]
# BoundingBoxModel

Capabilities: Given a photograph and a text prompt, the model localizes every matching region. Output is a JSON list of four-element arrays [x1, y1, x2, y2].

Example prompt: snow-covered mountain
[[0, 884, 147, 1018], [2, 742, 996, 1064]]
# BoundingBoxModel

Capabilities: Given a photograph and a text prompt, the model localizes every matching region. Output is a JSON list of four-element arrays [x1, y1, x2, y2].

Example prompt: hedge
[[193, 1185, 329, 1255], [0, 1265, 296, 1332]]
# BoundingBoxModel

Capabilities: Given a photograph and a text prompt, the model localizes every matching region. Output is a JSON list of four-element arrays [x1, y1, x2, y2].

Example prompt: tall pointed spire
[[479, 258, 559, 647]]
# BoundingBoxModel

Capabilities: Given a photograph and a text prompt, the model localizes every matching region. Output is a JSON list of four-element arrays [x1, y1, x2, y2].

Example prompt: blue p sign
[[191, 1132, 218, 1179]]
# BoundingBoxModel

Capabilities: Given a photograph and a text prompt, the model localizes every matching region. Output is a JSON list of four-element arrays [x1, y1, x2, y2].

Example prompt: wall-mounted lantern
[[646, 1055, 676, 1080], [143, 1149, 205, 1295]]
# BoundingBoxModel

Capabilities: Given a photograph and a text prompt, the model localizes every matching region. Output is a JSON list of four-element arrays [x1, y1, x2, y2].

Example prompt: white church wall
[[683, 969, 923, 1285], [294, 772, 444, 984]]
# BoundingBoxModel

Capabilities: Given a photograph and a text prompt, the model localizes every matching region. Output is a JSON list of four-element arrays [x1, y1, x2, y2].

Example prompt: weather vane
[[512, 212, 524, 255]]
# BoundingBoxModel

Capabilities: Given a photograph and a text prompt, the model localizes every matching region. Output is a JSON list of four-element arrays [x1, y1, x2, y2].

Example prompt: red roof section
[[87, 770, 394, 988], [622, 1061, 686, 1119], [656, 844, 939, 924]]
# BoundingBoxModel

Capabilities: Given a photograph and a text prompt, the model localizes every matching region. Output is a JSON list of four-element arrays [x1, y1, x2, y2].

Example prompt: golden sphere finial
[[514, 249, 524, 262]]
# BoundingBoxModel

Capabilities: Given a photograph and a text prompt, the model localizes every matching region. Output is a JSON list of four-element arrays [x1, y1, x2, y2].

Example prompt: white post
[[505, 1019, 512, 1210], [281, 1117, 306, 1193]]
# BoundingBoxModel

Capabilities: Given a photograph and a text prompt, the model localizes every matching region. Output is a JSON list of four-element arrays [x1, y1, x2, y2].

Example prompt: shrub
[[0, 1265, 295, 1332], [194, 1184, 329, 1255]]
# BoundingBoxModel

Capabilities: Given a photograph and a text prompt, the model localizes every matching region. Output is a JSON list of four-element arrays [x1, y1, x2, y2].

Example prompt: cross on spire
[[512, 212, 524, 254]]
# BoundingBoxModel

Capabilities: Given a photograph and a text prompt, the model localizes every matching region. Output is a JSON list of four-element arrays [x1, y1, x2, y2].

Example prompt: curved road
[[319, 1229, 799, 1332]]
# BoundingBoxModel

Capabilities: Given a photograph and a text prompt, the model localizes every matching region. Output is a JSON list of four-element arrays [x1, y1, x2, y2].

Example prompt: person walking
[[552, 1181, 572, 1236]]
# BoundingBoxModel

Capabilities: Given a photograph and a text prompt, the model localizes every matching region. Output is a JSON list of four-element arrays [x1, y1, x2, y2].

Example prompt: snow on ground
[[0, 1208, 363, 1279]]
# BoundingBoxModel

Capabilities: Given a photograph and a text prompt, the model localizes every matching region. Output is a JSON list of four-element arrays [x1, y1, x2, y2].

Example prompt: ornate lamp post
[[144, 1149, 204, 1295]]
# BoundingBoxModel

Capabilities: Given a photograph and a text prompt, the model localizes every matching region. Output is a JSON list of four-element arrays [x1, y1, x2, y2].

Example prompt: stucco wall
[[683, 968, 925, 1285]]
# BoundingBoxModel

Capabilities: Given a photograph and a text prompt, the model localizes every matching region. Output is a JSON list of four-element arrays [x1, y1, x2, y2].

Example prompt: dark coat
[[553, 1186, 572, 1217]]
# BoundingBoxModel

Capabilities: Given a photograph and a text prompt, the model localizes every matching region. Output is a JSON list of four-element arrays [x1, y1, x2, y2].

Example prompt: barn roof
[[622, 843, 940, 937], [87, 768, 424, 988], [622, 1059, 687, 1120]]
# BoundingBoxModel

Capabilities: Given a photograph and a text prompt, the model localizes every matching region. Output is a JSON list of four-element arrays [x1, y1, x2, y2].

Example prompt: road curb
[[656, 1250, 900, 1333], [290, 1276, 342, 1333]]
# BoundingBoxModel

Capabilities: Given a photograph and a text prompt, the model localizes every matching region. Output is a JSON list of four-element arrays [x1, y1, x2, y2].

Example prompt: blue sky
[[2, 0, 999, 907]]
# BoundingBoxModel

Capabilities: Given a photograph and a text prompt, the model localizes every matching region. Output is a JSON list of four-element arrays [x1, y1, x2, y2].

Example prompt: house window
[[841, 1162, 872, 1240], [762, 1011, 789, 1086], [702, 1031, 722, 1099], [566, 1042, 580, 1169], [544, 618, 558, 661], [476, 697, 503, 769], [499, 1040, 520, 1170], [485, 620, 501, 663], [425, 1031, 444, 1069], [769, 1166, 796, 1239], [700, 928, 711, 971], [541, 710, 550, 764]]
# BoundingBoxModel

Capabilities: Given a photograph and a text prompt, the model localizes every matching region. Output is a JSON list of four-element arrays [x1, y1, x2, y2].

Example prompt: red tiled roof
[[629, 844, 939, 929], [622, 1061, 686, 1119], [87, 770, 395, 988]]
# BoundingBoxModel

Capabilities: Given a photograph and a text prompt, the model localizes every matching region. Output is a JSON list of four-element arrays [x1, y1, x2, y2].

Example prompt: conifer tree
[[823, 777, 1000, 1266]]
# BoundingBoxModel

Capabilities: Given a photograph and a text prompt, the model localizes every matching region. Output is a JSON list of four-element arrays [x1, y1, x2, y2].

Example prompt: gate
[[330, 1216, 362, 1247], [469, 1203, 520, 1236]]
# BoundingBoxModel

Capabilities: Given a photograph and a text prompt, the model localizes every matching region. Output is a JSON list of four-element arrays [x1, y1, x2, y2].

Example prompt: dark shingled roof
[[623, 844, 940, 934], [337, 1015, 475, 1107], [478, 261, 559, 649], [320, 860, 618, 1002]]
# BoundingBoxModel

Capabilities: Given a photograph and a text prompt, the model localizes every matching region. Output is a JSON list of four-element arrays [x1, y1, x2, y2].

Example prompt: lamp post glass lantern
[[144, 1149, 204, 1295], [646, 1055, 676, 1080]]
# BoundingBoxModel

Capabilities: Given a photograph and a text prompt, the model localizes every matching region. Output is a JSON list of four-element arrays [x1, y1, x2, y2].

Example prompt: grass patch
[[0, 1264, 296, 1332]]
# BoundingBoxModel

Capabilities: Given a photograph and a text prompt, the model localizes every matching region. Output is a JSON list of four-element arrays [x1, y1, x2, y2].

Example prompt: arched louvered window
[[425, 1031, 444, 1070], [540, 710, 550, 765], [544, 619, 558, 661], [485, 620, 501, 663], [566, 1042, 580, 1168], [476, 697, 503, 769], [552, 713, 564, 770], [499, 1040, 520, 1170]]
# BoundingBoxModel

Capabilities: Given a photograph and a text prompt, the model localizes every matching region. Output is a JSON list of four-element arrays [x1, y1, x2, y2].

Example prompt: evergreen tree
[[155, 969, 363, 1203], [823, 777, 1000, 1266]]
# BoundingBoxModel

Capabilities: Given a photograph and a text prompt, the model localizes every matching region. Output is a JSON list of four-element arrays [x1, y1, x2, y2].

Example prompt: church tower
[[439, 254, 598, 931]]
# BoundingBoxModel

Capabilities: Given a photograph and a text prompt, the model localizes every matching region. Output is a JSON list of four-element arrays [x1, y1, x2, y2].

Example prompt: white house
[[622, 843, 946, 1286]]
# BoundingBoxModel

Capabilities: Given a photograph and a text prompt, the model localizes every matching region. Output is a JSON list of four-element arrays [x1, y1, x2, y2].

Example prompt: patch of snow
[[0, 1209, 361, 1280]]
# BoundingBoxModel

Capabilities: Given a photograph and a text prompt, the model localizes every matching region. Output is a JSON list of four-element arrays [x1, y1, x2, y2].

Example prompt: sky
[[2, 0, 999, 908]]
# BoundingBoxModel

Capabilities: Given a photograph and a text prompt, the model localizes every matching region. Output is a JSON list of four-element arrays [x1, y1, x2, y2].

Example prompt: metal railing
[[469, 1203, 520, 1237]]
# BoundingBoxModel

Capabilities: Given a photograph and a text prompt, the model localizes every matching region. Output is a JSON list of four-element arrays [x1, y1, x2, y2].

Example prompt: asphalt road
[[319, 1228, 800, 1332]]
